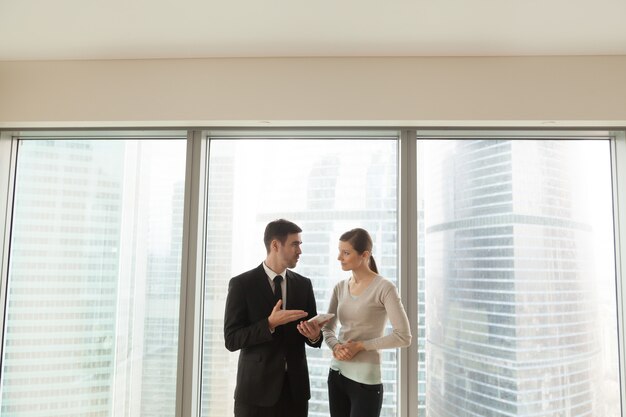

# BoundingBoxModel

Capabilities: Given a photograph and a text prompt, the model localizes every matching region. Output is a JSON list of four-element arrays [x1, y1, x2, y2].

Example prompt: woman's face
[[337, 240, 367, 271]]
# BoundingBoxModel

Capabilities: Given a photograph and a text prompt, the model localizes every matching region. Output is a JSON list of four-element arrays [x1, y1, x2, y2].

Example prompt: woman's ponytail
[[369, 255, 379, 274]]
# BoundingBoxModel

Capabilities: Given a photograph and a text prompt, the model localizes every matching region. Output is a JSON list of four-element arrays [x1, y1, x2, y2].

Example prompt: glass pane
[[418, 139, 620, 417], [0, 139, 186, 417], [201, 138, 398, 417]]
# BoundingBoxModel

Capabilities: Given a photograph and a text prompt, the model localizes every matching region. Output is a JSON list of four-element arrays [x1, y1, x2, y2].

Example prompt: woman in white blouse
[[322, 228, 412, 417]]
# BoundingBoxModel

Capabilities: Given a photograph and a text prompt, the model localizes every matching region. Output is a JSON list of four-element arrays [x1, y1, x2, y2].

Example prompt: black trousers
[[234, 372, 308, 417], [327, 368, 384, 417]]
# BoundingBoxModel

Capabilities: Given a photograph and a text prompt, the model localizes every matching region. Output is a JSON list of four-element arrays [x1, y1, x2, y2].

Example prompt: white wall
[[1, 56, 625, 128]]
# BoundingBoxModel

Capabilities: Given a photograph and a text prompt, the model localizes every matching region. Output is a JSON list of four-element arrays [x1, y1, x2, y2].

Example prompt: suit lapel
[[255, 264, 276, 309], [285, 270, 299, 310]]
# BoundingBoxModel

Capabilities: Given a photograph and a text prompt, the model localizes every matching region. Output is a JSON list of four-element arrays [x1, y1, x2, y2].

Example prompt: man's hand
[[296, 317, 325, 340], [332, 340, 364, 361], [268, 300, 307, 331]]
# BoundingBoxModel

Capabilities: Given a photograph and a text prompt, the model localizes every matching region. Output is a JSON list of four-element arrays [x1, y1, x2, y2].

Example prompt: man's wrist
[[308, 332, 321, 344]]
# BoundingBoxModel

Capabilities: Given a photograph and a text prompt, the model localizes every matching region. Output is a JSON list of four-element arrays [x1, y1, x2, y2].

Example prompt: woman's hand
[[332, 340, 364, 361]]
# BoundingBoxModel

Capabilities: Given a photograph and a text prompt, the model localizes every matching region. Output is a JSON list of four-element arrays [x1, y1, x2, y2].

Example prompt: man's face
[[277, 233, 302, 269]]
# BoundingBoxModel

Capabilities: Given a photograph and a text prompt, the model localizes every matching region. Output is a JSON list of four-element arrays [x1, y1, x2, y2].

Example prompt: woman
[[322, 228, 412, 417]]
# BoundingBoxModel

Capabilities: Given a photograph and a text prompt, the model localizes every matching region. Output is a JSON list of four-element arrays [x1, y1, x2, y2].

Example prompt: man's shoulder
[[286, 270, 311, 284], [231, 264, 265, 282]]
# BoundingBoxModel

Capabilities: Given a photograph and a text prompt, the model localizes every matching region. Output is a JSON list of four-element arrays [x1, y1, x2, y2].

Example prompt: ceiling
[[2, 0, 626, 61]]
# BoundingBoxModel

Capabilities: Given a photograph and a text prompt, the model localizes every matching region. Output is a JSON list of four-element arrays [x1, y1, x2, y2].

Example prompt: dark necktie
[[274, 275, 283, 307]]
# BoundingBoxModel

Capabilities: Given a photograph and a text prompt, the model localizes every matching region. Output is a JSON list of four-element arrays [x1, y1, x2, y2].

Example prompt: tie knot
[[274, 275, 283, 285]]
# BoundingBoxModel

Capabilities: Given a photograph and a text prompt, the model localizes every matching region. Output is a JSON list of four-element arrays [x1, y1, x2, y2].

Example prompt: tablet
[[307, 313, 335, 324]]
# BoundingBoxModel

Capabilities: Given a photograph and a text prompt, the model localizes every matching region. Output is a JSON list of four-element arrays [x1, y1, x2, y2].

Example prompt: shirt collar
[[263, 262, 287, 280]]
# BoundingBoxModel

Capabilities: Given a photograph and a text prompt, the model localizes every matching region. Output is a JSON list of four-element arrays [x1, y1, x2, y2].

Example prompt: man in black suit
[[224, 219, 324, 417]]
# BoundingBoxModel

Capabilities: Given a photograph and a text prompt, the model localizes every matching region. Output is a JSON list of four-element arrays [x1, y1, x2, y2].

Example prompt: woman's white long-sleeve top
[[322, 275, 412, 384]]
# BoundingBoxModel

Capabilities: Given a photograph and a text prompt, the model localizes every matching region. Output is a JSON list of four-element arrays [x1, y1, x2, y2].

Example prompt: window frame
[[0, 128, 624, 417], [415, 130, 624, 417], [0, 131, 17, 374], [612, 130, 626, 417]]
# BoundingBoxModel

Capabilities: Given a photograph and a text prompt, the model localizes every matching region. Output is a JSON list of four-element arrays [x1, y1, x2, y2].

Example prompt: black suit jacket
[[224, 263, 322, 406]]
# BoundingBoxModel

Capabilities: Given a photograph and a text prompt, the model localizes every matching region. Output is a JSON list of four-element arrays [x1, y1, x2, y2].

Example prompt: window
[[0, 137, 186, 417], [1, 129, 623, 417], [417, 138, 620, 417], [200, 137, 399, 417]]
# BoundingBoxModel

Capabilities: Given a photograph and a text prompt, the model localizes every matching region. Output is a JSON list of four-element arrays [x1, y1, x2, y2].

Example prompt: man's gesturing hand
[[268, 300, 307, 331]]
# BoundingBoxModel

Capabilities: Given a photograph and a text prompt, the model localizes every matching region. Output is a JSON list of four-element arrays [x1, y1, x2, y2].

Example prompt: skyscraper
[[0, 139, 186, 417], [424, 140, 606, 417], [140, 180, 184, 417], [1, 140, 124, 417], [202, 142, 238, 417]]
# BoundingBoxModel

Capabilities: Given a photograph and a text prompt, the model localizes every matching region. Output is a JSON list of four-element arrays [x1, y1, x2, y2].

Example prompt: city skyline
[[1, 137, 621, 417]]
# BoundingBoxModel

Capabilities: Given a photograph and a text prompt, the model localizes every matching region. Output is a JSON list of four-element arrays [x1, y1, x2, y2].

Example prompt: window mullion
[[176, 130, 208, 417], [399, 129, 419, 417]]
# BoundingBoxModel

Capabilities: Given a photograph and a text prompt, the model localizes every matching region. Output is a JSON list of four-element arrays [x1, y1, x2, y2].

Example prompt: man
[[224, 219, 324, 417]]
